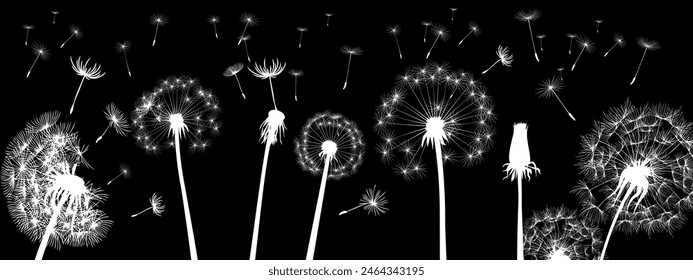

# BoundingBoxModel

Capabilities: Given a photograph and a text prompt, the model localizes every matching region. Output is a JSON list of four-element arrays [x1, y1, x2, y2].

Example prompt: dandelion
[[536, 76, 574, 121], [296, 112, 365, 260], [458, 21, 480, 46], [572, 101, 693, 260], [250, 109, 286, 260], [223, 63, 246, 99], [482, 45, 513, 74], [208, 16, 220, 39], [325, 13, 333, 27], [341, 45, 363, 90], [595, 19, 603, 34], [515, 9, 541, 62], [1, 111, 112, 260], [297, 27, 308, 48], [524, 206, 604, 260], [503, 123, 540, 260], [388, 25, 403, 59], [96, 103, 131, 143], [51, 11, 59, 24], [131, 193, 165, 217], [238, 13, 258, 45], [26, 43, 49, 78], [339, 185, 389, 216], [556, 67, 565, 81], [376, 62, 496, 260], [239, 35, 252, 62], [248, 59, 286, 109], [150, 14, 167, 47], [450, 7, 458, 21], [566, 33, 577, 55], [290, 69, 304, 101], [23, 24, 34, 46], [116, 40, 132, 77], [132, 76, 221, 260], [536, 34, 545, 51], [69, 56, 105, 115], [426, 24, 449, 59], [60, 25, 81, 48], [106, 164, 130, 186], [571, 36, 594, 71], [603, 33, 626, 58], [421, 21, 431, 43], [630, 38, 660, 85]]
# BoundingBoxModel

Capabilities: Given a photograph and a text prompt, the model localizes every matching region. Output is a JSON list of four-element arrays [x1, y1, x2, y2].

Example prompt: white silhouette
[[51, 11, 59, 24], [297, 27, 308, 48], [26, 43, 49, 78], [69, 56, 105, 115], [239, 35, 252, 62], [290, 69, 303, 102], [566, 33, 576, 55], [535, 34, 545, 51], [248, 59, 286, 109], [425, 24, 449, 59], [106, 164, 130, 186], [223, 63, 247, 99], [536, 77, 574, 121], [571, 36, 594, 71], [449, 7, 458, 21], [524, 206, 604, 260], [341, 46, 363, 90], [96, 102, 131, 143], [458, 22, 480, 46], [23, 24, 34, 46], [150, 14, 167, 47], [339, 185, 389, 216], [388, 25, 403, 59], [421, 21, 431, 43], [60, 25, 81, 48], [603, 33, 626, 58], [325, 13, 333, 27], [630, 38, 660, 85], [116, 41, 132, 77], [131, 193, 165, 217], [208, 16, 220, 39], [237, 13, 258, 45], [515, 10, 541, 62], [482, 45, 513, 74], [595, 19, 603, 34]]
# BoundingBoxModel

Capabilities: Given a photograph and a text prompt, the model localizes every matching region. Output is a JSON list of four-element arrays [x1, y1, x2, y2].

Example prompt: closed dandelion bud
[[504, 123, 539, 181]]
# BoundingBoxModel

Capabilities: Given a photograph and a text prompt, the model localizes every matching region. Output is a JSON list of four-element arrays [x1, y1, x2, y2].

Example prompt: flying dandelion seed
[[106, 164, 130, 186], [1, 111, 112, 260], [556, 67, 565, 81], [96, 103, 131, 143], [325, 13, 333, 27], [26, 43, 49, 78], [132, 76, 221, 260], [341, 45, 363, 90], [536, 76, 574, 121], [571, 36, 594, 71], [450, 7, 458, 21], [524, 206, 604, 260], [116, 40, 132, 77], [248, 58, 286, 109], [630, 38, 660, 85], [60, 25, 81, 49], [388, 25, 403, 59], [69, 56, 105, 115], [296, 112, 365, 260], [503, 123, 540, 260], [458, 21, 480, 46], [23, 24, 34, 46], [239, 35, 252, 62], [426, 24, 449, 59], [421, 21, 431, 43], [250, 109, 286, 260], [290, 69, 304, 102], [297, 27, 308, 48], [238, 13, 258, 45], [566, 33, 576, 55], [595, 19, 603, 34], [339, 185, 389, 216], [150, 14, 167, 47], [51, 11, 59, 24], [515, 9, 541, 62], [376, 62, 496, 260], [536, 34, 546, 51], [482, 45, 513, 74], [223, 62, 246, 99], [208, 16, 220, 39], [572, 101, 693, 260], [603, 33, 626, 58], [131, 193, 165, 217]]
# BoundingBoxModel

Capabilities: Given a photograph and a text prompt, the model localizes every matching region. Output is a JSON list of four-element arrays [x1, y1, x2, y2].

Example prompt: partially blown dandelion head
[[104, 102, 131, 136], [637, 37, 660, 50], [149, 193, 166, 216], [295, 112, 365, 179], [341, 45, 363, 56], [496, 45, 514, 66], [524, 206, 604, 260], [150, 14, 168, 25], [260, 109, 286, 145], [70, 56, 106, 80], [31, 43, 50, 60], [223, 63, 244, 77], [116, 40, 131, 53], [1, 111, 111, 248], [503, 123, 539, 181], [536, 76, 565, 99], [132, 76, 221, 154], [515, 9, 541, 22], [573, 101, 693, 235], [248, 59, 286, 80]]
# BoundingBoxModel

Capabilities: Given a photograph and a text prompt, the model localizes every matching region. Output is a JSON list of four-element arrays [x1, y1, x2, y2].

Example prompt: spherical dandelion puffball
[[524, 206, 603, 260], [573, 101, 693, 235], [132, 76, 222, 154], [1, 111, 111, 249], [295, 112, 365, 179], [374, 62, 495, 179]]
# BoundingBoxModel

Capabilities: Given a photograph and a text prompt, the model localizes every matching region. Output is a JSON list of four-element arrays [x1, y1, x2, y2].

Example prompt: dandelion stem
[[554, 95, 576, 121], [36, 195, 68, 260], [250, 140, 272, 260], [95, 125, 111, 143], [571, 47, 586, 71], [568, 37, 574, 55], [107, 171, 123, 185], [131, 206, 153, 217], [269, 78, 277, 110], [517, 174, 523, 260], [343, 54, 353, 90], [339, 204, 362, 216], [70, 76, 87, 115], [630, 49, 648, 85], [123, 52, 132, 77], [213, 22, 218, 39], [394, 35, 402, 59], [298, 31, 304, 48], [458, 30, 473, 45], [25, 30, 30, 46], [60, 33, 75, 49], [601, 186, 633, 260], [235, 75, 246, 99], [307, 157, 331, 260], [527, 21, 539, 62], [27, 54, 40, 78], [604, 42, 619, 58], [238, 23, 250, 45], [294, 76, 299, 101], [426, 35, 441, 59], [175, 132, 198, 260], [482, 59, 500, 74], [423, 27, 428, 43], [152, 24, 160, 47], [244, 40, 251, 62], [434, 140, 446, 260]]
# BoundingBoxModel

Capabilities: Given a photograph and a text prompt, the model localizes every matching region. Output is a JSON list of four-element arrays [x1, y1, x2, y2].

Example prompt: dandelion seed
[[458, 21, 480, 45], [536, 34, 546, 51], [603, 33, 626, 58], [341, 45, 363, 90], [150, 14, 167, 47], [60, 25, 81, 49], [571, 36, 594, 71], [421, 21, 431, 43], [239, 35, 252, 62], [325, 13, 333, 27], [296, 112, 365, 260], [69, 56, 105, 115], [51, 11, 59, 24], [248, 59, 286, 109], [536, 77, 574, 121], [23, 24, 34, 46], [116, 40, 132, 77], [595, 19, 603, 34], [238, 13, 258, 45], [566, 33, 576, 55], [223, 63, 246, 99], [208, 16, 220, 39], [482, 45, 513, 74], [339, 185, 389, 216], [290, 69, 304, 102], [131, 193, 165, 217], [388, 25, 403, 59], [557, 67, 565, 81], [630, 38, 660, 85], [96, 103, 131, 143], [524, 206, 604, 260], [426, 24, 449, 59], [26, 43, 49, 78], [296, 27, 308, 48], [107, 164, 130, 186], [515, 9, 541, 62], [450, 7, 458, 21]]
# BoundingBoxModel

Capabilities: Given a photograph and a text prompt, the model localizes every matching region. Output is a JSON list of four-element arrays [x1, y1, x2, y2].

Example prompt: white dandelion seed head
[[115, 40, 131, 53], [576, 36, 595, 53], [149, 193, 165, 216], [515, 9, 541, 22], [260, 109, 286, 145], [536, 76, 565, 99], [31, 43, 50, 60], [496, 45, 514, 67], [524, 206, 604, 260], [248, 58, 286, 80], [104, 103, 131, 136], [150, 14, 168, 25], [70, 56, 105, 80], [341, 45, 364, 56], [637, 37, 660, 50]]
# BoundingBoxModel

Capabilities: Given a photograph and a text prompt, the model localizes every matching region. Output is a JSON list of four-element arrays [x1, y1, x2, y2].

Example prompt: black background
[[2, 1, 690, 260]]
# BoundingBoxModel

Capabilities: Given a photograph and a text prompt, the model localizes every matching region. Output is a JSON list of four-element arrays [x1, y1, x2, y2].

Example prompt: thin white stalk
[[27, 54, 40, 78], [294, 76, 299, 101], [630, 49, 648, 85], [343, 54, 353, 90], [131, 206, 153, 217], [394, 35, 402, 59], [175, 132, 198, 260], [600, 187, 633, 260], [482, 59, 500, 74], [458, 30, 473, 45], [269, 78, 277, 110], [123, 52, 132, 77], [107, 171, 124, 185], [35, 195, 68, 260], [604, 42, 619, 57], [244, 40, 251, 62], [298, 32, 304, 48], [70, 76, 87, 115], [517, 175, 523, 260], [152, 24, 160, 46], [60, 33, 75, 48], [238, 23, 250, 45], [250, 141, 272, 260], [306, 158, 331, 260], [339, 204, 362, 216], [571, 47, 586, 71], [426, 35, 441, 59], [95, 125, 110, 143], [235, 76, 246, 99], [527, 21, 539, 62], [554, 95, 575, 121], [434, 141, 446, 260]]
